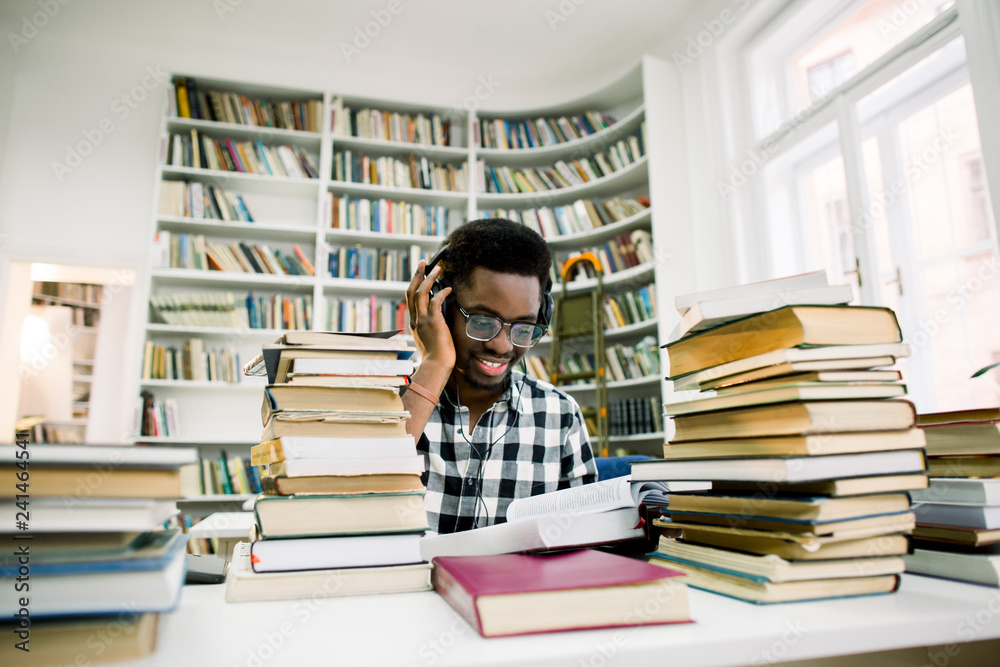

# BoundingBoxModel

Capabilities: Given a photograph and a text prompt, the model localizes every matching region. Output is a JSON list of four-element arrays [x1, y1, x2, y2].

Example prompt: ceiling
[[0, 0, 707, 109]]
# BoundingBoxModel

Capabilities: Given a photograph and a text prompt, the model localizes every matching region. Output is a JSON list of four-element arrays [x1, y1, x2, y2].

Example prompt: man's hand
[[406, 259, 455, 373]]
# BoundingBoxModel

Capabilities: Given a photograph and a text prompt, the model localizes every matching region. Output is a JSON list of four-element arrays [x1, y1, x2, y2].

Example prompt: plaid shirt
[[417, 370, 597, 534]]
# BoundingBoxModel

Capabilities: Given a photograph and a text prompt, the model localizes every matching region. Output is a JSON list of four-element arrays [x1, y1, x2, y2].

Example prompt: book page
[[506, 477, 634, 522]]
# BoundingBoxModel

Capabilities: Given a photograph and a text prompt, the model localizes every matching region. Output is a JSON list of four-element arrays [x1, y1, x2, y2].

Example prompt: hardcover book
[[432, 549, 690, 637]]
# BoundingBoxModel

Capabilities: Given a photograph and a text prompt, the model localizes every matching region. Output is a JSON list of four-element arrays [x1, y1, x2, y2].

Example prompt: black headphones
[[425, 242, 554, 327]]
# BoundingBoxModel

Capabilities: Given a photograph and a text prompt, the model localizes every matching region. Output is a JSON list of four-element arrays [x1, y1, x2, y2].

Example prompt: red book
[[432, 549, 690, 637]]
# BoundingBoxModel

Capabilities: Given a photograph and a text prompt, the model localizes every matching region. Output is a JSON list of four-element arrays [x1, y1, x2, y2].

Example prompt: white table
[[114, 574, 1000, 666]]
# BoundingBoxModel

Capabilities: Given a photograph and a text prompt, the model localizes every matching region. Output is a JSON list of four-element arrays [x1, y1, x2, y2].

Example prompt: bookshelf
[[137, 58, 676, 469], [27, 281, 104, 443]]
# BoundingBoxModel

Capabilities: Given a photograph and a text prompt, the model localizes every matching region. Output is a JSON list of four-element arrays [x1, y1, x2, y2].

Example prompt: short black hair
[[441, 218, 552, 290]]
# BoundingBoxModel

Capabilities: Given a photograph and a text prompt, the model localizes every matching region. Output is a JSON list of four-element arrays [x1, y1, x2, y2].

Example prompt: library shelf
[[156, 217, 318, 243], [475, 156, 648, 208], [543, 207, 652, 249]]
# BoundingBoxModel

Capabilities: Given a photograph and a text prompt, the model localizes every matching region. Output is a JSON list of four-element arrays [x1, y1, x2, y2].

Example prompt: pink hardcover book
[[432, 549, 690, 637]]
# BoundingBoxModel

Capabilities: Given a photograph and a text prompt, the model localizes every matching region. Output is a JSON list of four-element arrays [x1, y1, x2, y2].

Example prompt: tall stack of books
[[630, 273, 928, 603], [906, 407, 1000, 586], [225, 331, 432, 602], [0, 443, 195, 664]]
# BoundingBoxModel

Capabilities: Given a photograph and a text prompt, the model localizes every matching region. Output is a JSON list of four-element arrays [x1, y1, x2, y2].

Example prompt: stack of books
[[906, 408, 1000, 586], [630, 274, 928, 603], [226, 331, 432, 602], [0, 443, 195, 664]]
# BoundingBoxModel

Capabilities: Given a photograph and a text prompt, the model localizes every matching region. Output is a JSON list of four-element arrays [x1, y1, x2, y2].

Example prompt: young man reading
[[404, 219, 597, 534]]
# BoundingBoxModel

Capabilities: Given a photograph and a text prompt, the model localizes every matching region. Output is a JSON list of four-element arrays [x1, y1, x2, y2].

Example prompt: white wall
[[0, 0, 745, 437]]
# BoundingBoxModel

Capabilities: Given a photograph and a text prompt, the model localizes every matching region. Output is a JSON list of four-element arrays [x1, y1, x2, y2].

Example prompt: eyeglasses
[[456, 304, 547, 348]]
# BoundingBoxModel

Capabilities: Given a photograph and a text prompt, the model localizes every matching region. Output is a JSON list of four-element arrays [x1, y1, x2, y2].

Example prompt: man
[[404, 218, 597, 534]]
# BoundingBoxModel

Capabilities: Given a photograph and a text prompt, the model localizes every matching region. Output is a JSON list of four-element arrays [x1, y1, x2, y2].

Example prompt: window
[[728, 0, 1000, 411]]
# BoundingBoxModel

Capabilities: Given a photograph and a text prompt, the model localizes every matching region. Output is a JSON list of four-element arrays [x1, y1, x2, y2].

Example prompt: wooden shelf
[[331, 135, 469, 161], [543, 208, 652, 249], [150, 268, 315, 291], [161, 166, 320, 197], [327, 180, 469, 208]]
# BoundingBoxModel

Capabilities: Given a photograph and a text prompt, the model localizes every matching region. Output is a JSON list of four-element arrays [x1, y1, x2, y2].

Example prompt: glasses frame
[[455, 303, 546, 349]]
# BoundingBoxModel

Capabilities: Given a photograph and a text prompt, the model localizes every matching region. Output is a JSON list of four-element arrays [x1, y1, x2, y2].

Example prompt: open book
[[419, 477, 668, 561]]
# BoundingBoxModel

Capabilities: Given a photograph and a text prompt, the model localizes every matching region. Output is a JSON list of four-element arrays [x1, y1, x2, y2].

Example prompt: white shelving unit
[[137, 58, 677, 462]]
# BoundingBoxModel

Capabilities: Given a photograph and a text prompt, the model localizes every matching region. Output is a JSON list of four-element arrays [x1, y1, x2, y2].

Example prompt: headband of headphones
[[426, 242, 553, 326]]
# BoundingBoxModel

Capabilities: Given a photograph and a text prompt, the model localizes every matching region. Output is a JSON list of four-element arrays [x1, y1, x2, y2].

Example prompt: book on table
[[661, 430, 926, 460], [431, 549, 690, 637], [663, 305, 903, 379], [913, 502, 1000, 529], [912, 523, 1000, 547], [710, 370, 902, 394], [658, 509, 916, 536], [904, 546, 1000, 587], [661, 382, 908, 416], [630, 449, 926, 484], [650, 536, 905, 582], [251, 435, 416, 465], [910, 478, 1000, 505], [0, 613, 159, 666], [0, 443, 198, 499], [670, 283, 854, 340], [242, 329, 414, 383], [672, 269, 830, 314], [253, 491, 428, 538], [0, 498, 178, 532], [265, 455, 424, 477], [711, 474, 929, 498], [250, 531, 424, 572], [225, 542, 432, 603], [668, 400, 917, 442], [0, 529, 187, 618], [261, 411, 409, 440], [671, 343, 908, 392], [419, 476, 667, 560], [656, 521, 911, 560], [919, 421, 1000, 455], [262, 383, 405, 419], [663, 491, 912, 522], [647, 552, 900, 604], [926, 456, 1000, 478], [917, 406, 1000, 426], [260, 472, 425, 495]]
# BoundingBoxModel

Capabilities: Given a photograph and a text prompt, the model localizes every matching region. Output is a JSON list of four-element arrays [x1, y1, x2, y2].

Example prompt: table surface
[[112, 573, 1000, 667]]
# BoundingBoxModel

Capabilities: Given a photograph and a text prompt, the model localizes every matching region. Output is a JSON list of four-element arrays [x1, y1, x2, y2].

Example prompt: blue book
[[0, 530, 188, 618]]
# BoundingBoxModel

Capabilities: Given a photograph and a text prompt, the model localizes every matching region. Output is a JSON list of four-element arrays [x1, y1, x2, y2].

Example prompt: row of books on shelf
[[331, 98, 453, 146], [153, 233, 316, 276], [141, 339, 241, 383], [149, 292, 312, 330], [609, 396, 664, 436], [33, 280, 103, 303], [522, 336, 660, 384], [481, 126, 644, 195], [328, 244, 427, 282], [181, 452, 263, 497], [477, 110, 617, 150], [138, 391, 180, 437], [172, 76, 324, 132], [481, 195, 649, 239], [555, 229, 653, 278], [158, 181, 255, 221], [330, 195, 449, 236], [606, 284, 657, 327], [327, 296, 406, 333], [332, 150, 468, 192], [165, 130, 319, 178], [23, 421, 86, 445]]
